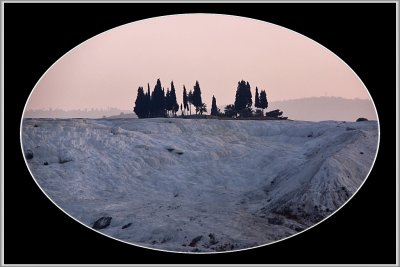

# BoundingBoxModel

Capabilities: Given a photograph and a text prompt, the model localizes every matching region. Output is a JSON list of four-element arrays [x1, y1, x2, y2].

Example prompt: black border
[[4, 3, 396, 264]]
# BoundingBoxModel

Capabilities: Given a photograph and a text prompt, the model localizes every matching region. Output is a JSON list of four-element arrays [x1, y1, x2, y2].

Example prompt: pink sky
[[26, 14, 373, 111]]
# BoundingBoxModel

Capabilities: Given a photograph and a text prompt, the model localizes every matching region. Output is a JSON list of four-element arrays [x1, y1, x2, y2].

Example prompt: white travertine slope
[[21, 118, 378, 252]]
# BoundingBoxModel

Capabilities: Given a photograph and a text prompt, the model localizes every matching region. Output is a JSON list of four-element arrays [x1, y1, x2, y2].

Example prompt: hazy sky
[[27, 14, 372, 111]]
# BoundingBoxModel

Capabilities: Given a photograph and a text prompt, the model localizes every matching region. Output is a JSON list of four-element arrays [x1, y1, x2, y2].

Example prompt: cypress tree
[[170, 81, 179, 116], [188, 90, 193, 115], [234, 80, 253, 117], [246, 81, 252, 108], [183, 85, 188, 115], [165, 89, 171, 117], [144, 91, 149, 118], [150, 79, 166, 117], [255, 87, 260, 109], [259, 90, 268, 115], [234, 80, 246, 112], [134, 86, 146, 118], [150, 88, 156, 117], [235, 80, 247, 114], [192, 81, 203, 114], [211, 95, 218, 116], [162, 87, 166, 116], [146, 83, 151, 117]]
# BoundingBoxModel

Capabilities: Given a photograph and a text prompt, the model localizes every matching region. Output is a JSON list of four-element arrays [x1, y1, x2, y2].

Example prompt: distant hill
[[106, 113, 138, 119], [24, 108, 136, 119], [218, 97, 377, 122], [267, 97, 377, 122]]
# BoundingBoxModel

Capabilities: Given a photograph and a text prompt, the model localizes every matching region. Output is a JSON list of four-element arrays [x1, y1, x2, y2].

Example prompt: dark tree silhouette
[[165, 88, 171, 116], [234, 80, 252, 117], [192, 81, 203, 114], [150, 79, 166, 117], [162, 87, 166, 111], [224, 104, 236, 118], [266, 109, 286, 119], [246, 82, 252, 107], [255, 87, 260, 109], [183, 86, 189, 115], [197, 103, 207, 115], [170, 81, 179, 116], [134, 86, 147, 118], [146, 83, 151, 116], [211, 95, 218, 116], [188, 90, 193, 115], [259, 89, 268, 115], [136, 79, 267, 119], [173, 103, 179, 115]]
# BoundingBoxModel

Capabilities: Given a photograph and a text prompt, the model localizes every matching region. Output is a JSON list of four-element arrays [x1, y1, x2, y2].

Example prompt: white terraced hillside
[[21, 118, 378, 252]]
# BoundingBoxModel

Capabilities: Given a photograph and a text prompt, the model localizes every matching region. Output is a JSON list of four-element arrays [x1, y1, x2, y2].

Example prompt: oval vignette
[[20, 14, 379, 253]]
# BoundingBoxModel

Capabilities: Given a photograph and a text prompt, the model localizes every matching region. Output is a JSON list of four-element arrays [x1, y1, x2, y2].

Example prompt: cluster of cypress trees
[[134, 79, 207, 118], [255, 87, 269, 112], [234, 80, 253, 117], [134, 78, 269, 119], [231, 80, 268, 117]]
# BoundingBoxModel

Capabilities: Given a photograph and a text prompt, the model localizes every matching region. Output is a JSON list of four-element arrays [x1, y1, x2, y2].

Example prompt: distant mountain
[[267, 97, 377, 122], [24, 108, 136, 119]]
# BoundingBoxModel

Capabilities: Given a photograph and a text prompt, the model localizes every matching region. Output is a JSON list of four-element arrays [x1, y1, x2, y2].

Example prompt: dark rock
[[360, 152, 364, 154], [189, 235, 203, 247], [208, 233, 218, 245], [34, 124, 39, 127], [122, 223, 132, 229], [356, 117, 368, 122], [289, 224, 305, 232], [92, 216, 112, 229], [43, 161, 48, 165], [307, 134, 313, 137], [25, 150, 34, 160], [175, 151, 184, 155], [167, 148, 174, 152]]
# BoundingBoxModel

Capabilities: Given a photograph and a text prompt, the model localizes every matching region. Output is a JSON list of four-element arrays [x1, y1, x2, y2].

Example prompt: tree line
[[134, 79, 269, 119]]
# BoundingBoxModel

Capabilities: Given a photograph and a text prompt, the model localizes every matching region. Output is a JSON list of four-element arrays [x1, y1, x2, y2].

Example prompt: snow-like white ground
[[21, 118, 378, 252]]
